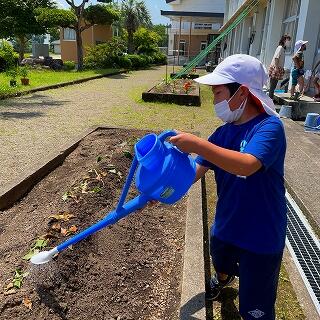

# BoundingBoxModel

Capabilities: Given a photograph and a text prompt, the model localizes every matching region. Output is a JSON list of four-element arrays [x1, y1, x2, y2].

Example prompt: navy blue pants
[[210, 236, 283, 320]]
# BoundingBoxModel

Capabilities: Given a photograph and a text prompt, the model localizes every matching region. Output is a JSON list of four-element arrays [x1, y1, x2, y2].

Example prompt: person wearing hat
[[169, 54, 287, 320], [290, 40, 308, 100]]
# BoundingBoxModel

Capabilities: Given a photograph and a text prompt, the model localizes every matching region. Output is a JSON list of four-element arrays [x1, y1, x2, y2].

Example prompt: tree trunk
[[18, 36, 25, 63], [127, 30, 134, 54], [76, 28, 84, 71]]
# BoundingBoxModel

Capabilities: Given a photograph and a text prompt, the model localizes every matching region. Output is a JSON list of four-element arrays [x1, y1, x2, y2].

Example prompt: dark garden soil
[[0, 128, 187, 320], [150, 79, 197, 95]]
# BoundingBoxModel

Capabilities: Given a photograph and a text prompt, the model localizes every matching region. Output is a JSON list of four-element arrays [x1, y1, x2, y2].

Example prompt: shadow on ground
[[217, 287, 241, 320], [180, 292, 205, 319], [0, 93, 70, 120], [108, 73, 129, 80]]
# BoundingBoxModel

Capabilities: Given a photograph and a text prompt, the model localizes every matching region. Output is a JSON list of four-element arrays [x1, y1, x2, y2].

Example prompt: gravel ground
[[0, 67, 166, 192]]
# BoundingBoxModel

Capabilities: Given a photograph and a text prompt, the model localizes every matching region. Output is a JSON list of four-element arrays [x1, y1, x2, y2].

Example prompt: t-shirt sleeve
[[243, 119, 286, 170], [195, 132, 216, 170]]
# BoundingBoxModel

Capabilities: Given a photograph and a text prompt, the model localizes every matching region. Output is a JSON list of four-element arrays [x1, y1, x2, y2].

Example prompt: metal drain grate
[[286, 192, 320, 316]]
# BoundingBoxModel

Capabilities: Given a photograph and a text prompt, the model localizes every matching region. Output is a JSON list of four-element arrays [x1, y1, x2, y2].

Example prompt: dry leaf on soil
[[49, 213, 74, 222], [22, 297, 32, 310]]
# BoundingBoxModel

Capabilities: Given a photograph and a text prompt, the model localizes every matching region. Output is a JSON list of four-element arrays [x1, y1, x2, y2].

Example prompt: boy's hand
[[169, 132, 200, 154]]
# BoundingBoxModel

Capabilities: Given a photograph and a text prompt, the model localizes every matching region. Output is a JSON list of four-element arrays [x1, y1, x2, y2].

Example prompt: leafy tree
[[152, 24, 168, 47], [133, 27, 160, 54], [0, 0, 55, 61], [121, 0, 152, 54], [36, 1, 120, 70]]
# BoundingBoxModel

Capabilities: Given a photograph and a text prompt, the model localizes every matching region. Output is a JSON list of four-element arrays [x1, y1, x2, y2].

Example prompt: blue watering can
[[31, 130, 196, 264]]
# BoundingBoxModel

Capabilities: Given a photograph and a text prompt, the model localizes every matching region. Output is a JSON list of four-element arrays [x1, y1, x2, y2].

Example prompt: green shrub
[[84, 37, 127, 69], [63, 60, 76, 71], [150, 51, 167, 65], [6, 67, 19, 80], [127, 54, 149, 69], [117, 55, 132, 69], [0, 41, 18, 72], [19, 66, 29, 78]]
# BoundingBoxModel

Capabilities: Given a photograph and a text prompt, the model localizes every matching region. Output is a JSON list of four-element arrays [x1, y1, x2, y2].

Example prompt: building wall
[[170, 0, 225, 13], [166, 0, 225, 58], [220, 0, 320, 93], [173, 34, 209, 57], [60, 25, 112, 62]]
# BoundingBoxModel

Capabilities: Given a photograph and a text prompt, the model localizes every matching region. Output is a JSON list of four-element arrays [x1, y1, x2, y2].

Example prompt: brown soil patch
[[0, 128, 187, 320]]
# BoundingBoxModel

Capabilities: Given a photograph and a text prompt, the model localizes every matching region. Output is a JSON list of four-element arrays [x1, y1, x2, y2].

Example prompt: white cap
[[294, 40, 308, 52], [194, 54, 278, 117]]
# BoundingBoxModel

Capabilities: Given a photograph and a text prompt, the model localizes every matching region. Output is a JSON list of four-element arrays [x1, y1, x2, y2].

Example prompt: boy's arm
[[194, 140, 261, 176], [194, 164, 209, 183], [170, 134, 262, 177]]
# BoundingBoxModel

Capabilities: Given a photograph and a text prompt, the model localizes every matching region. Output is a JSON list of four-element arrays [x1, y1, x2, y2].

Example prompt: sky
[[56, 0, 171, 25]]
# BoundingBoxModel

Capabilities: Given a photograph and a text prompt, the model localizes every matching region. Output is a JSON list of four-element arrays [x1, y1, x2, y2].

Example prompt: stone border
[[0, 70, 126, 101], [180, 179, 206, 319], [142, 83, 201, 107]]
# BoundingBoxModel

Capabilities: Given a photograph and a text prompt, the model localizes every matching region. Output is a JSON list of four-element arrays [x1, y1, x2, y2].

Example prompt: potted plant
[[19, 66, 30, 85], [6, 67, 18, 87]]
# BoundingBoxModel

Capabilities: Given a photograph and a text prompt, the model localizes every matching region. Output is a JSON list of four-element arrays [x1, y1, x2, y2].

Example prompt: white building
[[220, 0, 320, 80], [161, 0, 226, 65]]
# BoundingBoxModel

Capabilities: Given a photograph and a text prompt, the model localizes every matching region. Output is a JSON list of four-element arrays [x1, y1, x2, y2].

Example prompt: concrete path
[[0, 67, 166, 192]]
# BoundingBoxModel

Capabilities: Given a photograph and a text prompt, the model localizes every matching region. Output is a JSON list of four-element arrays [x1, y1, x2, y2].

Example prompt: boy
[[290, 40, 308, 100], [169, 54, 287, 320]]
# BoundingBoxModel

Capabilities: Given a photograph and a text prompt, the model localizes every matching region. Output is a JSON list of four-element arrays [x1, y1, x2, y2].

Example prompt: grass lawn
[[0, 68, 120, 98], [109, 73, 306, 320]]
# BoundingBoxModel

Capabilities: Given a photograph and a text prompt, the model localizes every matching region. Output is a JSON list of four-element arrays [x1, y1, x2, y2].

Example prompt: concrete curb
[[180, 180, 206, 319], [0, 70, 126, 101]]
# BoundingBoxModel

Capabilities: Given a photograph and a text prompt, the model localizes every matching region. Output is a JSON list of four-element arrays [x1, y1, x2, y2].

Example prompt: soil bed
[[0, 128, 187, 320], [142, 79, 201, 106], [170, 73, 199, 80]]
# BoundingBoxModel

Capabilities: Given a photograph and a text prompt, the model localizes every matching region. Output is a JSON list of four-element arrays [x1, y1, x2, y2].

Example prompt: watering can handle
[[158, 130, 177, 143], [116, 156, 138, 212]]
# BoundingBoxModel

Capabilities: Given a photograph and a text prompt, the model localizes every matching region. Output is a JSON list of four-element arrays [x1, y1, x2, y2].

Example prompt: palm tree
[[121, 0, 151, 53]]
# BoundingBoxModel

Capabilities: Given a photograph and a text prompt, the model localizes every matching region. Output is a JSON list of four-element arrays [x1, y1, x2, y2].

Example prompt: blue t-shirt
[[196, 113, 287, 254]]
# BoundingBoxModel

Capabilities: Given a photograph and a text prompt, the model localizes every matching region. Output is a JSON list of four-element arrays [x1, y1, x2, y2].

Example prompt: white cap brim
[[194, 72, 235, 85], [249, 88, 279, 117], [194, 73, 279, 117]]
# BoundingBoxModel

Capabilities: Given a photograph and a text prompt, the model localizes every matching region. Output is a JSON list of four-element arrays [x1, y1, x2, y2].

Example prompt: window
[[194, 23, 213, 30], [200, 41, 207, 51], [179, 40, 186, 56], [282, 0, 301, 52], [63, 28, 76, 40]]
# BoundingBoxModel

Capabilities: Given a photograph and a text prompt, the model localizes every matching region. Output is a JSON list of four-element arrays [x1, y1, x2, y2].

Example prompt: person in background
[[268, 35, 291, 99], [290, 40, 308, 100]]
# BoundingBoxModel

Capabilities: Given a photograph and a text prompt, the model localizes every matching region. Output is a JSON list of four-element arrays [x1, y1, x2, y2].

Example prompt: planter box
[[142, 82, 201, 107], [0, 127, 209, 320]]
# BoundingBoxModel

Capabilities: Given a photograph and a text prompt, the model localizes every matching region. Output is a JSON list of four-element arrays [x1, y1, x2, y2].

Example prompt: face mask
[[214, 89, 247, 123], [285, 40, 291, 47]]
